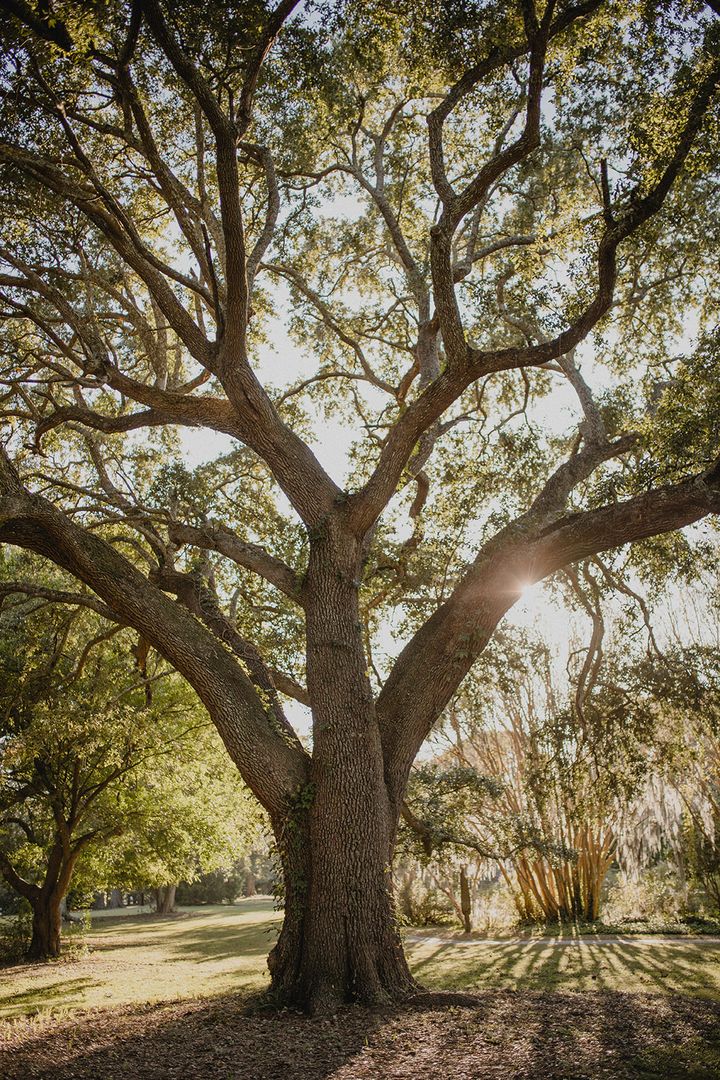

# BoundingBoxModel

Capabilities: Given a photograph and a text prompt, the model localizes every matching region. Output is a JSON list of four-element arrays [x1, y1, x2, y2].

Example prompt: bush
[[604, 865, 689, 927], [66, 884, 99, 912], [0, 901, 33, 962], [0, 879, 23, 916], [472, 880, 518, 934], [396, 875, 454, 927], [176, 868, 245, 905]]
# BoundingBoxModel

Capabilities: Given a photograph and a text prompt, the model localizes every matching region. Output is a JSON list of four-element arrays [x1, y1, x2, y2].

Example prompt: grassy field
[[1, 898, 719, 1020]]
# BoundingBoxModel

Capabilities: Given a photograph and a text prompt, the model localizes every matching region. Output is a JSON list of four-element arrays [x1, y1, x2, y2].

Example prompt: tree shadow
[[164, 919, 281, 964], [404, 937, 720, 999], [0, 977, 95, 1017], [3, 988, 720, 1079]]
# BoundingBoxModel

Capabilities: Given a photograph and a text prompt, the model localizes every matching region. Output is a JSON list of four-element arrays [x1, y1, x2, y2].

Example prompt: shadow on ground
[[2, 989, 719, 1079], [406, 936, 720, 999]]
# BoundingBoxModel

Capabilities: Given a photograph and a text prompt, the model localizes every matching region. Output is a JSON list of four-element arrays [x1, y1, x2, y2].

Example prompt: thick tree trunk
[[155, 885, 177, 914], [28, 893, 63, 960], [267, 530, 417, 1013], [267, 796, 415, 1013], [244, 872, 256, 897]]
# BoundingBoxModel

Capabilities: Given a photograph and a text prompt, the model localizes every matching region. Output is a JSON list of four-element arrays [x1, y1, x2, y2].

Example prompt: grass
[[0, 900, 282, 1019], [1, 897, 719, 1021]]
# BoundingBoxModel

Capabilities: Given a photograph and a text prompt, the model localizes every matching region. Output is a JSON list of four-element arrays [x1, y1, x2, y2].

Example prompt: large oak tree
[[0, 0, 719, 1010]]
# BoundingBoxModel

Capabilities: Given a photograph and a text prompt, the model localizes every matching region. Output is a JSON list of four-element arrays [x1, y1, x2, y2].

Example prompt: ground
[[1, 899, 719, 1078]]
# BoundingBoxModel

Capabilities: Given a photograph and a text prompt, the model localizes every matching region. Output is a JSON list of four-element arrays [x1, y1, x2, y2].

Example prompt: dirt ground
[[2, 988, 719, 1080]]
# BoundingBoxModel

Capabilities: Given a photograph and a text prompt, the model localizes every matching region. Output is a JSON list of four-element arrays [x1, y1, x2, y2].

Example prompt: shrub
[[0, 901, 33, 962], [396, 875, 454, 927], [604, 865, 688, 927]]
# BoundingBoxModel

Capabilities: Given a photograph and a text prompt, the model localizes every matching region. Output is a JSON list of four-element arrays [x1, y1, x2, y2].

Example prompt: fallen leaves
[[1, 988, 719, 1079]]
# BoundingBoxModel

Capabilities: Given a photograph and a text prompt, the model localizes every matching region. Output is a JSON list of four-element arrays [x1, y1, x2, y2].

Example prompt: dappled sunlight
[[2, 901, 719, 1034], [403, 936, 720, 999], [2, 902, 720, 1077], [0, 901, 282, 1018], [0, 978, 95, 1019]]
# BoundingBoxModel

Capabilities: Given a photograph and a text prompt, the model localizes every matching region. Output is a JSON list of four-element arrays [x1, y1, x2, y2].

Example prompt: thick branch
[[0, 452, 308, 814], [168, 521, 303, 604], [0, 850, 40, 901], [378, 463, 720, 808]]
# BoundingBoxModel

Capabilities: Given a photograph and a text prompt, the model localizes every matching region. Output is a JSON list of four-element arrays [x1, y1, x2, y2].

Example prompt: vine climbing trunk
[[267, 529, 416, 1013]]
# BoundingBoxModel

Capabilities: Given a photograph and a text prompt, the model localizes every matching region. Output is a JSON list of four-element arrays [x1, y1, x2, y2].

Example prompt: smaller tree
[[0, 590, 255, 957], [103, 742, 266, 914], [408, 616, 667, 925]]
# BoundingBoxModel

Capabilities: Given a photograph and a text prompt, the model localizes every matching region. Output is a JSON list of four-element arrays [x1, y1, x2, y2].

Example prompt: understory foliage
[[402, 631, 632, 922], [402, 586, 720, 930], [0, 556, 262, 956], [0, 0, 719, 1007]]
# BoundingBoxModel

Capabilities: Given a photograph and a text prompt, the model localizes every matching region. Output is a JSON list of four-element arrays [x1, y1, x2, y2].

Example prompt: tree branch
[[378, 460, 720, 808], [167, 520, 303, 604], [0, 452, 308, 815]]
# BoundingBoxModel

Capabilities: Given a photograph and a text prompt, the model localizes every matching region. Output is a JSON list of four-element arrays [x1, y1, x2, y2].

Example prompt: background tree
[[0, 0, 719, 1009], [102, 735, 266, 914], [426, 627, 653, 923], [627, 643, 720, 914], [0, 570, 255, 956]]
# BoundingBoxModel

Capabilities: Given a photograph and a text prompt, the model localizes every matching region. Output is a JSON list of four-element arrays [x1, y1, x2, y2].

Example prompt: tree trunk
[[267, 532, 417, 1013], [267, 795, 415, 1013], [28, 893, 63, 960], [244, 871, 256, 897], [155, 885, 176, 914], [460, 865, 472, 934]]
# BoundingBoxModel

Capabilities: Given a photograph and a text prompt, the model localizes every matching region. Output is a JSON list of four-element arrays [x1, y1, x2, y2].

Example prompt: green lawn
[[1, 898, 718, 1020]]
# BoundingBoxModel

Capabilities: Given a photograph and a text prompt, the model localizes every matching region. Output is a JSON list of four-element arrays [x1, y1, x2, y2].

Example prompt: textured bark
[[268, 530, 416, 1012], [155, 885, 177, 914], [268, 797, 415, 1013], [28, 894, 63, 960]]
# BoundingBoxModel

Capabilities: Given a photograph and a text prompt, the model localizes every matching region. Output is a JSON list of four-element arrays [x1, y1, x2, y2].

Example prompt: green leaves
[[644, 332, 720, 481]]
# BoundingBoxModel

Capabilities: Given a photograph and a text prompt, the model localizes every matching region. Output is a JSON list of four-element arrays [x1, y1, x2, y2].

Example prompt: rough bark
[[268, 530, 416, 1012], [267, 795, 415, 1013], [155, 884, 176, 914], [27, 894, 63, 960]]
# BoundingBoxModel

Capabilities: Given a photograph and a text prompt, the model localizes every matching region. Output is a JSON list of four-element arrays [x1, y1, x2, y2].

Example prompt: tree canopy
[[0, 556, 262, 955], [0, 0, 719, 1010]]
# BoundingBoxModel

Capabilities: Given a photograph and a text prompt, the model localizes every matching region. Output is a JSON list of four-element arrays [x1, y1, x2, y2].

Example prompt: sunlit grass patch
[[404, 936, 720, 999], [1, 898, 718, 1023]]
